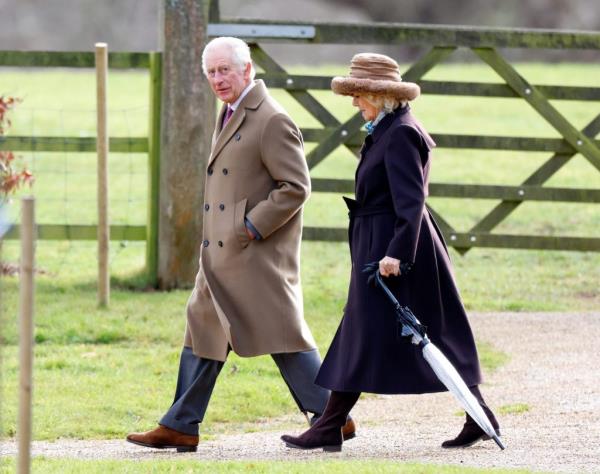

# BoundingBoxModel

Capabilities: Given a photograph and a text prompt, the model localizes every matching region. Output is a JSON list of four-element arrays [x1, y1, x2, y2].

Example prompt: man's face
[[204, 45, 251, 104]]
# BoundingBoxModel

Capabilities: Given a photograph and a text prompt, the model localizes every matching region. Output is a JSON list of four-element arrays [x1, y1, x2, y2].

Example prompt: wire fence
[[1, 101, 149, 281]]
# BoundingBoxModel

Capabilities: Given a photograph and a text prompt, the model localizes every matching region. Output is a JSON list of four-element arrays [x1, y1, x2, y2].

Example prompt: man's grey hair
[[202, 36, 256, 80]]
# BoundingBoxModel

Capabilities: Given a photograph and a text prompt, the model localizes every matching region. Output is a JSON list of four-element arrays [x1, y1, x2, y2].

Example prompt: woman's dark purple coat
[[316, 106, 482, 394]]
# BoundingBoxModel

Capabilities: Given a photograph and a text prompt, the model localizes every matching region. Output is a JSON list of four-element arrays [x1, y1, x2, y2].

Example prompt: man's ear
[[244, 62, 252, 81]]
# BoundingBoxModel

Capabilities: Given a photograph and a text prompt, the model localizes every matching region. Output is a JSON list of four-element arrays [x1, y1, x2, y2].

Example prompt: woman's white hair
[[364, 94, 405, 114], [202, 36, 256, 80]]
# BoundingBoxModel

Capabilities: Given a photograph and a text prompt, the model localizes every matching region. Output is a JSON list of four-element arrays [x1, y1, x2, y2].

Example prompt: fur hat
[[331, 53, 420, 102]]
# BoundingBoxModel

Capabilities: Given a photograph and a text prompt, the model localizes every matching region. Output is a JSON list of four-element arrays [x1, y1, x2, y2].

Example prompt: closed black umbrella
[[364, 262, 505, 450]]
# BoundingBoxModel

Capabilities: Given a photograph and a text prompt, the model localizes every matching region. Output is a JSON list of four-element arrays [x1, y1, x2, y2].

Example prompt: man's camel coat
[[183, 80, 317, 361]]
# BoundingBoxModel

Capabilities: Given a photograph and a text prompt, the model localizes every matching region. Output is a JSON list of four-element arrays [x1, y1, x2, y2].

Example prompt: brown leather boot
[[282, 391, 360, 452], [126, 425, 198, 452]]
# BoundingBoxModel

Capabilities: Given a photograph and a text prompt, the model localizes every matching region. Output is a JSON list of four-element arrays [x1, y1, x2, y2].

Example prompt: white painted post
[[17, 196, 35, 474], [95, 42, 110, 307]]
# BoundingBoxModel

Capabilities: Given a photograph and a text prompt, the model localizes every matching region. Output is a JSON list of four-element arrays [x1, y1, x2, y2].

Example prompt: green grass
[[498, 403, 531, 415], [475, 342, 510, 372], [0, 63, 599, 447], [0, 458, 544, 474], [0, 240, 510, 441], [0, 343, 301, 439]]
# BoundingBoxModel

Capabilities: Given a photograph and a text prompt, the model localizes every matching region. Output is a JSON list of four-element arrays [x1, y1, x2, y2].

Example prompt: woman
[[281, 53, 500, 452]]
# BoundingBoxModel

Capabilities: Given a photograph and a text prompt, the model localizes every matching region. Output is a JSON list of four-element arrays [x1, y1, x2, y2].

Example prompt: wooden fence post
[[95, 42, 110, 305], [157, 0, 215, 289], [146, 52, 162, 288], [18, 196, 35, 474]]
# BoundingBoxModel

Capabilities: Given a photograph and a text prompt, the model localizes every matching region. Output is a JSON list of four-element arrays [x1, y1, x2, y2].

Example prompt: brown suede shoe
[[342, 418, 357, 441], [126, 425, 198, 452]]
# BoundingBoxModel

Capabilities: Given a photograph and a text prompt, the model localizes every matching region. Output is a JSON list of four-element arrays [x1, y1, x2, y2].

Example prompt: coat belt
[[350, 206, 395, 218], [343, 197, 394, 218]]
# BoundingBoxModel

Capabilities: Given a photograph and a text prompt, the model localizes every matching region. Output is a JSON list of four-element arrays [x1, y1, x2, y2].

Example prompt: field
[[1, 62, 599, 472]]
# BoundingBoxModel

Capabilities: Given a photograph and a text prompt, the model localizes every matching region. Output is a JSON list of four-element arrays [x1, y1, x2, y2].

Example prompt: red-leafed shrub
[[1, 96, 33, 199]]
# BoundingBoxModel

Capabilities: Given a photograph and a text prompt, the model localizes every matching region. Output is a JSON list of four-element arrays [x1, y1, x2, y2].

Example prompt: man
[[126, 37, 355, 452]]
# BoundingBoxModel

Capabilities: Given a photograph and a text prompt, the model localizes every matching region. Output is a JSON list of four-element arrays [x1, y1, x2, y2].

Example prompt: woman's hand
[[379, 256, 401, 277]]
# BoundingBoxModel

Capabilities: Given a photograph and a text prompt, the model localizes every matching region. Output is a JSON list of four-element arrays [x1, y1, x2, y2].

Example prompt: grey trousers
[[159, 346, 330, 436]]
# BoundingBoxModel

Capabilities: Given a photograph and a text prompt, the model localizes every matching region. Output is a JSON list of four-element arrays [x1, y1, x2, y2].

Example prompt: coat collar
[[370, 105, 410, 143], [356, 105, 412, 179], [209, 80, 268, 167]]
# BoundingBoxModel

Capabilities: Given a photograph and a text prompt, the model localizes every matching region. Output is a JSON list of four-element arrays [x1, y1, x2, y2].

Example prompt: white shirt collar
[[229, 81, 255, 111]]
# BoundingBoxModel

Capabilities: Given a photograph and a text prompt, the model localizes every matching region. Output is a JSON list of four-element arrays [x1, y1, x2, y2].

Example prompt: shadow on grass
[[110, 268, 193, 292], [30, 268, 167, 293]]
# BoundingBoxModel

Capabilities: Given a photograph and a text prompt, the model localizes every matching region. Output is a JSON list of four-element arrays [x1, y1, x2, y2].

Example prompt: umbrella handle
[[363, 262, 409, 309], [375, 272, 401, 307], [363, 260, 412, 277], [362, 263, 428, 340]]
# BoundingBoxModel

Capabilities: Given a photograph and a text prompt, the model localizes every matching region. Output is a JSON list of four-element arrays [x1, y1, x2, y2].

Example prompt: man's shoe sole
[[126, 437, 198, 452]]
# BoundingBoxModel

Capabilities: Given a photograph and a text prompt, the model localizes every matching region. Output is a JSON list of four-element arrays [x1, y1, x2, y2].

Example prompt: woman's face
[[352, 95, 379, 122]]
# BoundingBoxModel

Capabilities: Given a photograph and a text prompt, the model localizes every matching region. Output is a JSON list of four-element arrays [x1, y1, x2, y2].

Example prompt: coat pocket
[[234, 198, 250, 249]]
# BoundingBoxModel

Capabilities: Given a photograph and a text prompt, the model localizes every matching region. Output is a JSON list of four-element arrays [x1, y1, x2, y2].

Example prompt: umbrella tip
[[493, 435, 506, 450]]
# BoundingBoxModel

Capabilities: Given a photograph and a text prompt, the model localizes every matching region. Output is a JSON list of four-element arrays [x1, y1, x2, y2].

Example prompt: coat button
[[218, 241, 223, 247], [204, 203, 210, 211], [203, 240, 209, 247], [235, 133, 241, 141], [207, 168, 213, 176], [222, 168, 228, 175], [219, 204, 225, 211]]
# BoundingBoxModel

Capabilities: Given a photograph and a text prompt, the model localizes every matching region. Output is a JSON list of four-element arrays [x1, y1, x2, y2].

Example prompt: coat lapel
[[210, 106, 226, 151], [207, 80, 268, 169], [209, 106, 247, 167], [355, 106, 411, 180]]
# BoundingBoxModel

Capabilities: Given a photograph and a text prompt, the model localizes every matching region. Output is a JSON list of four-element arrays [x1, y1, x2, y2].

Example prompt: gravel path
[[2, 312, 600, 473]]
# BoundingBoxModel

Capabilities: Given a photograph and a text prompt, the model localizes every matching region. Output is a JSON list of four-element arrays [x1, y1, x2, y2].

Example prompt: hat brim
[[331, 76, 420, 101]]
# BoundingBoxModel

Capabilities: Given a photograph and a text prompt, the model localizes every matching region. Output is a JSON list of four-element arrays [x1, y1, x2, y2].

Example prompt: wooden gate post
[[158, 0, 215, 289]]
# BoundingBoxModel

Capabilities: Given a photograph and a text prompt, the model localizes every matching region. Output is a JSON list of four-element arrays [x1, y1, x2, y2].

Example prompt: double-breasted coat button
[[207, 168, 213, 176], [218, 241, 223, 247], [203, 240, 209, 247], [222, 168, 228, 175], [204, 203, 210, 211], [235, 133, 241, 141], [219, 204, 225, 211]]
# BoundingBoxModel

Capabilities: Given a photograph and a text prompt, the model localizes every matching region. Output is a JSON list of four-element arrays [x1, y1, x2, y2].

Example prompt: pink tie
[[222, 106, 233, 128]]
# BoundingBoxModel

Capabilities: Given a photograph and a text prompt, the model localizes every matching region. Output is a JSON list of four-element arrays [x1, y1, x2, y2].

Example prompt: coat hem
[[316, 375, 483, 395], [196, 342, 318, 360]]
